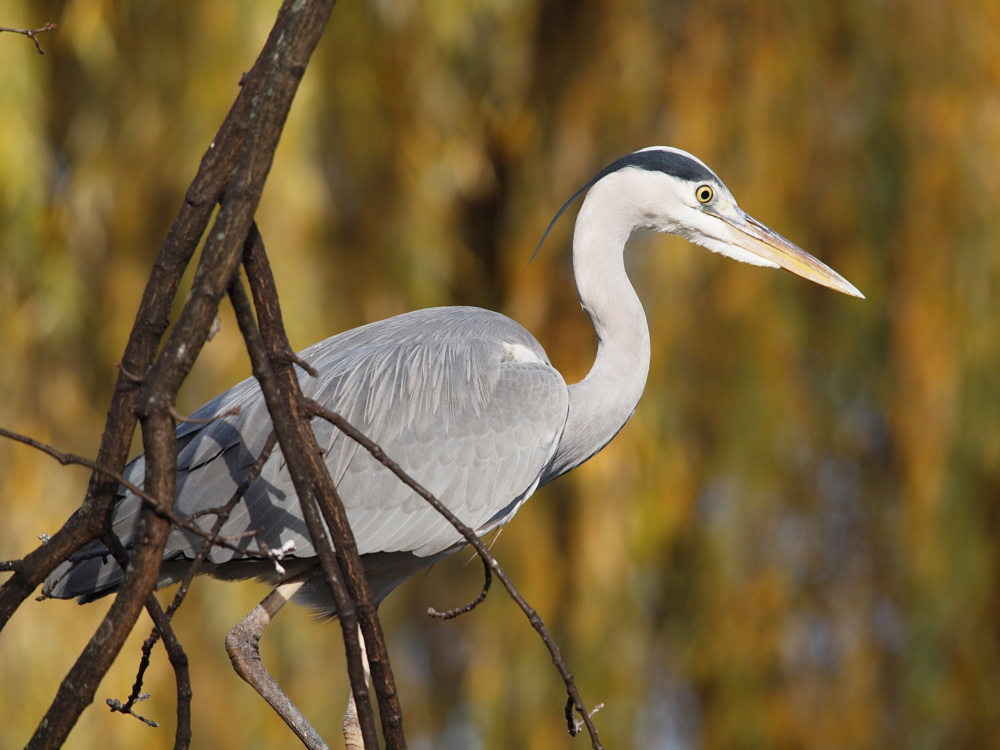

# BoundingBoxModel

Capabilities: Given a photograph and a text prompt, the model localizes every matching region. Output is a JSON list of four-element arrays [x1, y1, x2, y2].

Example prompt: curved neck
[[542, 180, 651, 482]]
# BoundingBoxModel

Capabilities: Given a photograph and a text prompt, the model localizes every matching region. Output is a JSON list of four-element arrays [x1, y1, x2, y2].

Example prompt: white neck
[[542, 176, 651, 482]]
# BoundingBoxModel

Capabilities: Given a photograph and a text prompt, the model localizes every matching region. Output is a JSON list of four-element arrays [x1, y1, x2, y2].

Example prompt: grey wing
[[312, 334, 569, 558], [45, 307, 568, 598]]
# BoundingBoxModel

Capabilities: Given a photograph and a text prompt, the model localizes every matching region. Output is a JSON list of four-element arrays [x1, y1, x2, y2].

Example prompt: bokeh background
[[2, 1, 998, 748]]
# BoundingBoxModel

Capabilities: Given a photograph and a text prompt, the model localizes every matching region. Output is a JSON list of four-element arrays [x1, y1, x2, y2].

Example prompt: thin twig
[[168, 403, 243, 424], [0, 22, 56, 55], [0, 426, 271, 567], [107, 430, 276, 745], [106, 694, 157, 728], [427, 556, 492, 620], [231, 253, 387, 750], [83, 513, 176, 734], [286, 351, 319, 378], [106, 539, 193, 750], [69, 536, 167, 731], [305, 400, 604, 748], [114, 361, 146, 384], [164, 431, 278, 619], [567, 699, 605, 735]]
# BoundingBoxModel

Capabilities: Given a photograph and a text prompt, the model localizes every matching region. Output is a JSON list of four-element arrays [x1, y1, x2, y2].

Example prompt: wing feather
[[45, 307, 568, 599]]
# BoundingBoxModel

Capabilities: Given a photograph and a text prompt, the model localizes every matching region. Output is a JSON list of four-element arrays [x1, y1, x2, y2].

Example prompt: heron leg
[[225, 572, 329, 750], [342, 623, 370, 750]]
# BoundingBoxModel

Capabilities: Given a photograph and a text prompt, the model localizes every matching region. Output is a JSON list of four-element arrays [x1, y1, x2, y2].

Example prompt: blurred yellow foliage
[[2, 0, 999, 748]]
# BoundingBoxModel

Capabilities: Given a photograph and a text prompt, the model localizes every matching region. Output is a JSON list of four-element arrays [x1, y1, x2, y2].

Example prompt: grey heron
[[44, 146, 861, 743]]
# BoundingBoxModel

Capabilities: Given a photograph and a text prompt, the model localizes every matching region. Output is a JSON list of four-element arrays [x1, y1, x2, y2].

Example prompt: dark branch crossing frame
[[0, 3, 604, 749]]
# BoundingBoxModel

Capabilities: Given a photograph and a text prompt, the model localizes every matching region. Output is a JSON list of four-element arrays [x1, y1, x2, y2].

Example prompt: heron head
[[538, 146, 864, 299]]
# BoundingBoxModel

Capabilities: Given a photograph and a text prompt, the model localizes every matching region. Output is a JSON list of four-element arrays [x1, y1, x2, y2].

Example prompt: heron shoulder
[[302, 306, 549, 362]]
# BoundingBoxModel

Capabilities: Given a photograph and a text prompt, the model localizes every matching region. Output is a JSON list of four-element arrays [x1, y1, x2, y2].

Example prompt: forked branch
[[0, 22, 57, 55], [2, 3, 342, 748], [233, 225, 399, 749]]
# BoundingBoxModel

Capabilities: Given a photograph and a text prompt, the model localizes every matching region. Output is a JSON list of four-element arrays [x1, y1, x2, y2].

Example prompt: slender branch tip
[[0, 22, 57, 55]]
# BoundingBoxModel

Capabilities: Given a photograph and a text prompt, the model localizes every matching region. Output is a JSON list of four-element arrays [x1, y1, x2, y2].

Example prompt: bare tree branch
[[1, 3, 605, 748], [232, 226, 401, 748], [168, 404, 243, 424], [109, 432, 278, 747], [94, 550, 192, 743], [165, 432, 279, 620], [303, 404, 604, 748], [0, 22, 57, 55], [426, 557, 492, 620], [0, 426, 272, 566], [4, 3, 340, 747]]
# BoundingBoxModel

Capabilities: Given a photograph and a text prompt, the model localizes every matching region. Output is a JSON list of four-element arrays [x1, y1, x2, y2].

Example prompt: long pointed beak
[[717, 209, 864, 299]]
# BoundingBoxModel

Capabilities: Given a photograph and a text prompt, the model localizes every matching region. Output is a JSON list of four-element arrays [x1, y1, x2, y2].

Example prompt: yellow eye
[[695, 184, 715, 204]]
